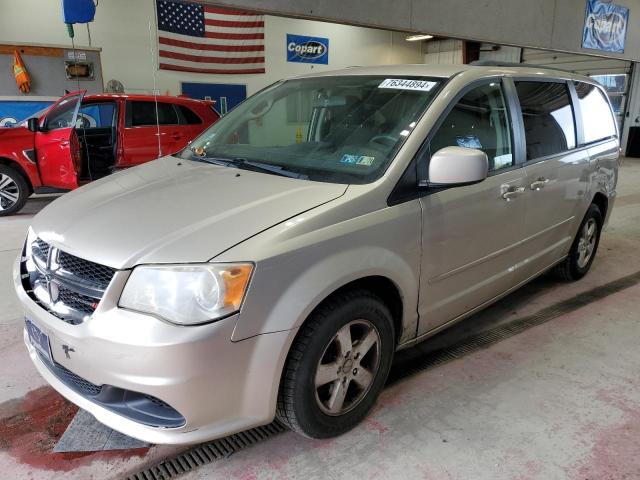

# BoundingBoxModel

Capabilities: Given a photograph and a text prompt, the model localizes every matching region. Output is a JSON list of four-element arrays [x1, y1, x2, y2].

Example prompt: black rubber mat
[[126, 269, 640, 480]]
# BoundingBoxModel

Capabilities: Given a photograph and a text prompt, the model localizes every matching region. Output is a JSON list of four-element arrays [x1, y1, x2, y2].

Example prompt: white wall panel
[[0, 0, 422, 96], [522, 49, 631, 75], [423, 40, 463, 65]]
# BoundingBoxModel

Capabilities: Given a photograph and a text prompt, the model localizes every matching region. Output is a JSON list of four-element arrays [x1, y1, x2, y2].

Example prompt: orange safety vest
[[13, 50, 31, 94]]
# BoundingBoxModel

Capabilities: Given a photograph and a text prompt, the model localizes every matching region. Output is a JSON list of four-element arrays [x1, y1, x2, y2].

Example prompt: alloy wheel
[[0, 173, 19, 211], [314, 319, 381, 416], [577, 218, 598, 268]]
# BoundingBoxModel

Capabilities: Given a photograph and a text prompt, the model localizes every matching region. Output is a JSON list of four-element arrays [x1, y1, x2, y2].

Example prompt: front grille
[[22, 238, 116, 325], [58, 251, 116, 290], [32, 238, 50, 264], [58, 286, 97, 316], [39, 352, 103, 396], [37, 352, 185, 428]]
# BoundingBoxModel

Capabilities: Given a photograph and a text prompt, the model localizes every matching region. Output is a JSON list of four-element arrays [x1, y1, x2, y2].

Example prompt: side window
[[178, 105, 203, 125], [430, 82, 513, 172], [514, 81, 576, 160], [76, 103, 116, 129], [574, 82, 617, 144], [127, 101, 179, 127]]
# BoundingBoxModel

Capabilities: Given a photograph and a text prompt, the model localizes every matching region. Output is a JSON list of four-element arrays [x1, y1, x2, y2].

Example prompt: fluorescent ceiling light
[[406, 34, 434, 42]]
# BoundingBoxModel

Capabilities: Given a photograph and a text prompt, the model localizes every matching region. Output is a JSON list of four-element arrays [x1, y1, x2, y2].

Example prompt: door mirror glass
[[427, 146, 488, 186], [26, 117, 39, 133]]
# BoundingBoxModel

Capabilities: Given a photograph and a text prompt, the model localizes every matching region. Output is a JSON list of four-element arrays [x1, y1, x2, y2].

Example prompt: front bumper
[[14, 258, 294, 445]]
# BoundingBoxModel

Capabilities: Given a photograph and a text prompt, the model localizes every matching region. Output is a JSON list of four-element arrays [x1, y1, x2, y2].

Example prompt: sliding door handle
[[530, 178, 550, 190], [502, 186, 525, 200]]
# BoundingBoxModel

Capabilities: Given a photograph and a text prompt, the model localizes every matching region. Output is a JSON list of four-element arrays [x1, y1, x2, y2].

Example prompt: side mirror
[[425, 146, 488, 187], [26, 117, 39, 133]]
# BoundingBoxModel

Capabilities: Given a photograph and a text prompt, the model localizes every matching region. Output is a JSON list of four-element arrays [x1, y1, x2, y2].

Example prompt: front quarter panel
[[219, 192, 422, 345]]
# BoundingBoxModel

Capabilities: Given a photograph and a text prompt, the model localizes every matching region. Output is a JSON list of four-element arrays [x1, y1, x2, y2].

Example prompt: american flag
[[156, 0, 265, 74]]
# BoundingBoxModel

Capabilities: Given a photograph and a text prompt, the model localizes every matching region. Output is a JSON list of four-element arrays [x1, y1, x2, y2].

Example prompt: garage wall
[[210, 0, 640, 63], [521, 48, 632, 75], [423, 39, 463, 65], [0, 0, 422, 97]]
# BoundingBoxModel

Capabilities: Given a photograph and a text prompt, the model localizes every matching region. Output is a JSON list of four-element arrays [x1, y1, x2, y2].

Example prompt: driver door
[[35, 91, 84, 190]]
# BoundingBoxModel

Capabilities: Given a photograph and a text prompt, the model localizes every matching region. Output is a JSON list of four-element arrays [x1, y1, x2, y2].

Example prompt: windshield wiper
[[189, 149, 235, 167], [189, 149, 307, 180], [230, 158, 308, 180]]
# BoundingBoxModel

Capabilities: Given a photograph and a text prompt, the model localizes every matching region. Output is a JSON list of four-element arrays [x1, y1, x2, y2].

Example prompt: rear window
[[574, 82, 617, 144], [178, 105, 203, 125], [127, 101, 179, 127], [514, 81, 576, 160]]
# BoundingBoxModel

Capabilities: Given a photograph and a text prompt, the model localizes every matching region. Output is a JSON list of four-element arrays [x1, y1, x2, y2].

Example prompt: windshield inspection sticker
[[378, 79, 437, 91], [340, 154, 375, 166]]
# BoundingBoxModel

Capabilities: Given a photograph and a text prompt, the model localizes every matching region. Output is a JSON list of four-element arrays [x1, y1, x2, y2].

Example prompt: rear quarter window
[[177, 105, 203, 125], [126, 101, 179, 127], [574, 82, 617, 144]]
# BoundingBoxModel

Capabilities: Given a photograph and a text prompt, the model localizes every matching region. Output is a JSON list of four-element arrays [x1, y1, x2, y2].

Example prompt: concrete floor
[[1, 159, 640, 479]]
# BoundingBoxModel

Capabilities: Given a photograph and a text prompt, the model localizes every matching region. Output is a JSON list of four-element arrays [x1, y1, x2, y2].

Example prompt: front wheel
[[553, 203, 603, 281], [276, 289, 395, 439], [0, 165, 29, 217]]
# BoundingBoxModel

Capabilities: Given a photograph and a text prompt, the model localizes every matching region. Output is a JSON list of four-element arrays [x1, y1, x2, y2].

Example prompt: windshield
[[181, 76, 442, 184]]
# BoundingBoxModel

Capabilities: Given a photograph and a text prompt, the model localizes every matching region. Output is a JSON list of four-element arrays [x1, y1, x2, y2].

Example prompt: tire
[[553, 203, 603, 281], [0, 165, 29, 217], [276, 289, 395, 439]]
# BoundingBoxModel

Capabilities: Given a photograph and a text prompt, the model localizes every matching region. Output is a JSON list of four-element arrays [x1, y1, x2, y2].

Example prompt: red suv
[[0, 91, 219, 216]]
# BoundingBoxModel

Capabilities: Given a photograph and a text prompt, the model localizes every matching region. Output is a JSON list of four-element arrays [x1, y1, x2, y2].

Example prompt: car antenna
[[148, 20, 162, 159], [69, 22, 93, 182]]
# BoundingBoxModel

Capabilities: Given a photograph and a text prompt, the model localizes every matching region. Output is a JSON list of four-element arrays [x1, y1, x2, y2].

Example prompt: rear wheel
[[0, 165, 29, 217], [277, 289, 395, 438], [553, 203, 603, 281]]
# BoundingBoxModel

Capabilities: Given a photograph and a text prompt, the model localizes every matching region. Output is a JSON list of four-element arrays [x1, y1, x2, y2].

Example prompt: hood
[[0, 125, 29, 137], [32, 156, 347, 269]]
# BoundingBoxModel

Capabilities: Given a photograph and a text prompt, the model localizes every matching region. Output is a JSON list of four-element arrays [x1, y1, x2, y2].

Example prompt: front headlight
[[119, 263, 253, 325]]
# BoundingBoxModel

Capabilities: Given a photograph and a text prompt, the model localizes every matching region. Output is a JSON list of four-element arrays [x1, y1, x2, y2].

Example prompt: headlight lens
[[119, 263, 253, 325]]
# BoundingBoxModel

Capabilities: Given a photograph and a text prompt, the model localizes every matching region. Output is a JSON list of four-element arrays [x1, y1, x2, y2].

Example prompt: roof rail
[[470, 60, 575, 75]]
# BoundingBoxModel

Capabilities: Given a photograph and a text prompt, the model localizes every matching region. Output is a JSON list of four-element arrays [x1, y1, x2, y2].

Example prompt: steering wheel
[[370, 135, 397, 147]]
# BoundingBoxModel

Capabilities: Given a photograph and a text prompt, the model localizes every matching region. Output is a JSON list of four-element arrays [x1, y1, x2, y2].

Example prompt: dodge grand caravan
[[0, 92, 219, 216], [15, 64, 619, 444]]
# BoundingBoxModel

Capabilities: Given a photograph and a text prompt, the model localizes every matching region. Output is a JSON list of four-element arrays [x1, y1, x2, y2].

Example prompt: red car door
[[35, 92, 84, 190], [121, 100, 186, 166]]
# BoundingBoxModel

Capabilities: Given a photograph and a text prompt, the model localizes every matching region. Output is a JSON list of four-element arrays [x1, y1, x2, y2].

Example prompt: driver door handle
[[530, 177, 550, 190], [502, 185, 525, 200]]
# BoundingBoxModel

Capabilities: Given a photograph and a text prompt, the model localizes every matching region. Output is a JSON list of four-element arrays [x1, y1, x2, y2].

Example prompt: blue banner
[[582, 0, 629, 53], [286, 34, 329, 65], [0, 101, 54, 127]]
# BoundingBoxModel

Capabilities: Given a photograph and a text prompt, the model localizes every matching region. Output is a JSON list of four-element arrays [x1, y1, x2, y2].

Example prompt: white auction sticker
[[378, 79, 437, 91]]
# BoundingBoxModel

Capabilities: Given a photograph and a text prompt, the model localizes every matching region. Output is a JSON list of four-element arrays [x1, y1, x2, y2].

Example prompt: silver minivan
[[15, 64, 619, 444]]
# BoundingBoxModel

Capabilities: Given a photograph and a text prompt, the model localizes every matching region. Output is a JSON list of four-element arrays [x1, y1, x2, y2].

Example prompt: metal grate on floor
[[127, 269, 640, 480], [126, 422, 287, 480]]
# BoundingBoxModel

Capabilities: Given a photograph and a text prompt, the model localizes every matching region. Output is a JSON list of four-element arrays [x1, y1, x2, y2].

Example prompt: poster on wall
[[0, 100, 54, 127], [286, 34, 329, 64], [582, 0, 629, 53]]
